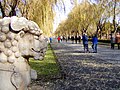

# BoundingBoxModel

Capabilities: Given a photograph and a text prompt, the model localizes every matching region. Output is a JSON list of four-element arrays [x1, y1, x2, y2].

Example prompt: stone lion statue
[[0, 16, 47, 90]]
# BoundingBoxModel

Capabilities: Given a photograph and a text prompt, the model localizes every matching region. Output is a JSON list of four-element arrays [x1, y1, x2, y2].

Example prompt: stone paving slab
[[49, 39, 120, 90]]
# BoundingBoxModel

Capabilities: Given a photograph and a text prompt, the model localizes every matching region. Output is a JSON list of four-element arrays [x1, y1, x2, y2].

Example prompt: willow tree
[[55, 18, 74, 36], [21, 0, 65, 36], [55, 0, 95, 36], [0, 0, 54, 36], [0, 0, 23, 17], [89, 1, 107, 38], [0, 0, 78, 36], [89, 0, 120, 38], [26, 0, 78, 36], [108, 0, 120, 33], [55, 0, 108, 37], [65, 0, 97, 35], [25, 0, 55, 36]]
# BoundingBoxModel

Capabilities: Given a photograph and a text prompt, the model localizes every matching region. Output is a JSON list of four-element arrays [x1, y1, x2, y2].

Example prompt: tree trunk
[[9, 0, 18, 17], [9, 8, 16, 16], [113, 0, 116, 33], [0, 2, 5, 18]]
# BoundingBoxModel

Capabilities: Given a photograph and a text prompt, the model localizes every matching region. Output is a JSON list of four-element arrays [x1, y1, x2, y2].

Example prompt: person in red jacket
[[57, 36, 61, 43]]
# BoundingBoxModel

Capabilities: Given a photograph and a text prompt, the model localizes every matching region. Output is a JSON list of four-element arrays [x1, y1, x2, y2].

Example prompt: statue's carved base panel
[[0, 16, 47, 90]]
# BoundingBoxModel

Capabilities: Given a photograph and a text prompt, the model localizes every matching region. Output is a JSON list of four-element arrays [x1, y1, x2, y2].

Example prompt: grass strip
[[29, 44, 60, 79]]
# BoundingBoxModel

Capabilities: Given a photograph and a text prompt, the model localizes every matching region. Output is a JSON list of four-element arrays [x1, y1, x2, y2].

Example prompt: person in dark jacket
[[82, 33, 89, 53], [78, 35, 81, 43], [92, 34, 98, 53], [71, 35, 74, 44], [75, 35, 78, 44], [110, 34, 115, 49]]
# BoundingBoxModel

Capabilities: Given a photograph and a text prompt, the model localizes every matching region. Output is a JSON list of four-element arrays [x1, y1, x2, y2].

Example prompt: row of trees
[[0, 0, 58, 36], [0, 0, 77, 36], [54, 0, 120, 39]]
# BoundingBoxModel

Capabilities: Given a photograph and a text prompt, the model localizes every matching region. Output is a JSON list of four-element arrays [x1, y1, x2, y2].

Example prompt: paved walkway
[[49, 39, 120, 90]]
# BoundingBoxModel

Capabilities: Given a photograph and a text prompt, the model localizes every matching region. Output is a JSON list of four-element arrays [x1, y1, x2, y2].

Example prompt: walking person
[[49, 37, 52, 43], [78, 35, 81, 44], [71, 35, 74, 44], [110, 34, 115, 49], [116, 32, 120, 49], [57, 36, 61, 43], [60, 36, 63, 42], [65, 36, 68, 42], [75, 35, 78, 44], [82, 33, 89, 53], [92, 34, 98, 53]]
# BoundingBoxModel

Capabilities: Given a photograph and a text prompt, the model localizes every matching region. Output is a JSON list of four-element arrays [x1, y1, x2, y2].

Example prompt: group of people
[[56, 34, 98, 53], [82, 33, 98, 53], [111, 32, 120, 49], [49, 36, 62, 43], [51, 32, 120, 53], [71, 35, 81, 44]]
